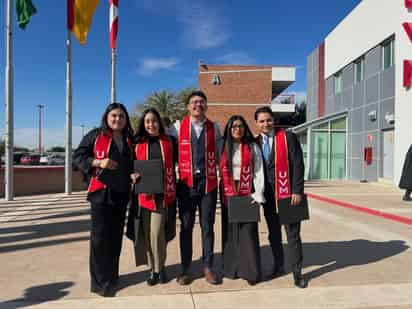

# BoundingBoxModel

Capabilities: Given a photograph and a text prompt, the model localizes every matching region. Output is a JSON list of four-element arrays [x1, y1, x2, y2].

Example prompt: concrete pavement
[[0, 181, 412, 308]]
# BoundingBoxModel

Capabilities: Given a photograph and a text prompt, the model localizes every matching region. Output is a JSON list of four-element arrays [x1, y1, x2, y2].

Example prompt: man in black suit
[[254, 106, 306, 288]]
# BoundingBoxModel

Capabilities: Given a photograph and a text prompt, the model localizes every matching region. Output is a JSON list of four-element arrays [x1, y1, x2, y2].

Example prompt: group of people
[[73, 90, 307, 297]]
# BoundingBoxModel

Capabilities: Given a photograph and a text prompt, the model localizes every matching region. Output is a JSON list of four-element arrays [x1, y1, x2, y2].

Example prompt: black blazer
[[257, 130, 304, 195]]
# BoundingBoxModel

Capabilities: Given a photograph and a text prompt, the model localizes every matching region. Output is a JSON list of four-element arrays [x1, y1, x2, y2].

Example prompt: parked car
[[14, 152, 29, 165], [20, 154, 41, 165], [40, 155, 50, 165], [48, 155, 65, 165]]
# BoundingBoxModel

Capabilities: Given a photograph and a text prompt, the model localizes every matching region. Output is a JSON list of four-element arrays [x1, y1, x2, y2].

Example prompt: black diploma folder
[[278, 194, 309, 225], [133, 159, 164, 194], [227, 196, 260, 223], [97, 159, 130, 193]]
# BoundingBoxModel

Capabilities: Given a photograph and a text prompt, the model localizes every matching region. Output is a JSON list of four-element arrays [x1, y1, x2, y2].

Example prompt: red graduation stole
[[178, 116, 218, 193], [136, 134, 176, 211], [88, 131, 133, 193], [274, 129, 292, 202], [221, 143, 253, 199]]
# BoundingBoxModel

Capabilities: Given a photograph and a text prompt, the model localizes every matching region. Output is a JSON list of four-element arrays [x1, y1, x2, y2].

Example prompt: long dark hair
[[222, 115, 256, 174], [100, 102, 134, 138], [136, 107, 166, 141]]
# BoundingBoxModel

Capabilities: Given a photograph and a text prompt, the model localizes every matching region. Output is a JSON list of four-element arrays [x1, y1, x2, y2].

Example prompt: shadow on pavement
[[0, 282, 74, 309], [4, 209, 90, 224], [116, 239, 408, 289], [0, 219, 90, 253], [302, 239, 409, 282]]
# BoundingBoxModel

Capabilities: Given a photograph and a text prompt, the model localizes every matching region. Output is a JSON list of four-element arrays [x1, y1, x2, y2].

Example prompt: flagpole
[[65, 29, 72, 195], [5, 0, 14, 201], [111, 48, 116, 103]]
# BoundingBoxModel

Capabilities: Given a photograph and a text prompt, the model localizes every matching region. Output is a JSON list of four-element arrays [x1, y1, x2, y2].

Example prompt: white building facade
[[297, 0, 412, 184]]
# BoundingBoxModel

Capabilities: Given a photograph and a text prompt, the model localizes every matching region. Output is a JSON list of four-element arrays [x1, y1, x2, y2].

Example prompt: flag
[[16, 0, 37, 30], [67, 0, 100, 45], [109, 0, 118, 49]]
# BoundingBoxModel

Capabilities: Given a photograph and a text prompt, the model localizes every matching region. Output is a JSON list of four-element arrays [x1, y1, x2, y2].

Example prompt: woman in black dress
[[73, 103, 134, 297], [220, 115, 265, 285]]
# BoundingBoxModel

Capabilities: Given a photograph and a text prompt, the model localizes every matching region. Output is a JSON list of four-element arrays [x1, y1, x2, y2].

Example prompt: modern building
[[198, 64, 296, 133], [295, 0, 412, 184]]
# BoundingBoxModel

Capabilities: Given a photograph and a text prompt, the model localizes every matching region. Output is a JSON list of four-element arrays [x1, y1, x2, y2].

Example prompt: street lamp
[[80, 124, 85, 137], [37, 104, 44, 155]]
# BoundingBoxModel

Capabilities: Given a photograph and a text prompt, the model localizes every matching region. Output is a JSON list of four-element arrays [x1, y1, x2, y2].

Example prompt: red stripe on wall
[[318, 42, 325, 117]]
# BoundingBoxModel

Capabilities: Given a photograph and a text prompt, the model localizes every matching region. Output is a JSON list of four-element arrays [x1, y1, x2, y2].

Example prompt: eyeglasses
[[231, 125, 245, 130], [189, 100, 206, 106]]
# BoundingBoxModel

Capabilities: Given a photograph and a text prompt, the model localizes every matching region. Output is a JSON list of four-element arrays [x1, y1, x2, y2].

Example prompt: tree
[[143, 90, 176, 120], [48, 146, 65, 153], [132, 87, 196, 128], [279, 101, 306, 127]]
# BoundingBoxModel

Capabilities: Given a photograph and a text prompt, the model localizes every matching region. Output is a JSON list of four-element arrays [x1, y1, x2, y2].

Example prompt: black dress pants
[[178, 179, 217, 271], [263, 185, 303, 273], [90, 200, 127, 293]]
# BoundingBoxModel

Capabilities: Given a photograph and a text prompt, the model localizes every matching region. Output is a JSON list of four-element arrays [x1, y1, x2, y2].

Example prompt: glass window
[[313, 122, 329, 130], [312, 132, 329, 179], [331, 118, 346, 130], [354, 57, 364, 83], [382, 39, 394, 70], [335, 71, 342, 94], [330, 132, 346, 179]]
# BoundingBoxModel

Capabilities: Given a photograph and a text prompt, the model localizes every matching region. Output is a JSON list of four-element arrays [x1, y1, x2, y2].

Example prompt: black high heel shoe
[[147, 271, 160, 286]]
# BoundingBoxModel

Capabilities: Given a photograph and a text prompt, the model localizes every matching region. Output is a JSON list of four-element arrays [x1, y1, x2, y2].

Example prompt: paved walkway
[[0, 181, 412, 308]]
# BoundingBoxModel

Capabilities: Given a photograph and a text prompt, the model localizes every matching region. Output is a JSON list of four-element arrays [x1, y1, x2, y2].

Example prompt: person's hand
[[130, 172, 141, 184], [99, 158, 118, 170], [251, 199, 261, 206], [291, 194, 302, 206]]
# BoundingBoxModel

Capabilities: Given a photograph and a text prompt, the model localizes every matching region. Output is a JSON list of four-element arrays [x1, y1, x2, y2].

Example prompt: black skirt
[[221, 194, 262, 282]]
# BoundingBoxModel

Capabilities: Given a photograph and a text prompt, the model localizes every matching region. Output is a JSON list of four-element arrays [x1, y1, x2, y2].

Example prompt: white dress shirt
[[230, 142, 265, 204], [175, 117, 223, 161]]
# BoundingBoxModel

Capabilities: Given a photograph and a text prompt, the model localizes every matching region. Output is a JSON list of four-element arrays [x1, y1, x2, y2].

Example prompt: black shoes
[[91, 284, 116, 297], [147, 272, 160, 286], [293, 272, 307, 289], [402, 195, 412, 201]]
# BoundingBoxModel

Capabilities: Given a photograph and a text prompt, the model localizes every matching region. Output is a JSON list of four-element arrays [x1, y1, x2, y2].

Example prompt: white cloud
[[139, 0, 230, 49], [137, 57, 179, 76], [215, 52, 256, 65], [178, 2, 230, 49], [1, 126, 90, 150]]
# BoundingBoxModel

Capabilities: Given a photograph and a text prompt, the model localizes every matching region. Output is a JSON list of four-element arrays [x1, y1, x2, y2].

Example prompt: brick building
[[198, 64, 296, 133]]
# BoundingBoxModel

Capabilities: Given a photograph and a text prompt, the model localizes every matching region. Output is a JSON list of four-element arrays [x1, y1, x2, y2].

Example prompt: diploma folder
[[277, 194, 310, 225], [227, 196, 260, 223], [133, 159, 164, 194]]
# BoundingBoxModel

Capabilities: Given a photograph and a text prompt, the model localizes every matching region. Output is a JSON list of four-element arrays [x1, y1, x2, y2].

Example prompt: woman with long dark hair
[[73, 103, 135, 297], [220, 115, 265, 285], [126, 108, 177, 286]]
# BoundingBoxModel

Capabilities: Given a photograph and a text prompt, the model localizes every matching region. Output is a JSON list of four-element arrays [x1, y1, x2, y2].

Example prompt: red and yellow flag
[[67, 0, 100, 45]]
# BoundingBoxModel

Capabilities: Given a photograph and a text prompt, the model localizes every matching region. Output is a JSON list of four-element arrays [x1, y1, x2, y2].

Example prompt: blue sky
[[0, 0, 361, 148]]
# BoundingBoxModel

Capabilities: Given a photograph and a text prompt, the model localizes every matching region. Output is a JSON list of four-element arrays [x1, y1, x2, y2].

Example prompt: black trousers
[[90, 200, 127, 293], [263, 185, 303, 273], [178, 180, 217, 271]]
